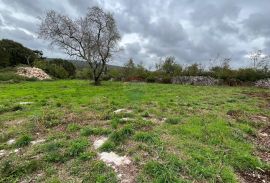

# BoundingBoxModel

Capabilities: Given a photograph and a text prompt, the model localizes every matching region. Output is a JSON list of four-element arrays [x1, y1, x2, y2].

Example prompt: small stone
[[93, 137, 108, 149], [120, 118, 134, 122], [7, 139, 16, 145], [19, 102, 33, 105], [0, 150, 7, 157], [13, 149, 19, 153], [31, 139, 45, 145], [259, 133, 268, 137], [113, 109, 132, 114], [99, 152, 131, 166]]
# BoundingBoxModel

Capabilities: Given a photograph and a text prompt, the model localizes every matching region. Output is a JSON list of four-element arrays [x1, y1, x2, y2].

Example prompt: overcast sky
[[0, 0, 269, 68]]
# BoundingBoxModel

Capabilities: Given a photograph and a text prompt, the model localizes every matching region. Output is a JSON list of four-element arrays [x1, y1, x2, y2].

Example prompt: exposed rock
[[19, 102, 33, 105], [172, 76, 219, 86], [120, 118, 134, 122], [113, 109, 132, 114], [255, 78, 270, 88], [17, 67, 51, 80], [250, 115, 269, 123], [99, 152, 131, 167], [0, 149, 7, 157], [7, 139, 16, 145], [31, 139, 45, 145], [93, 137, 108, 149]]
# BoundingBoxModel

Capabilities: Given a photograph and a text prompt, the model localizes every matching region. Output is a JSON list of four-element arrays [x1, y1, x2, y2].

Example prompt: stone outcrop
[[17, 67, 51, 80], [172, 76, 219, 86], [255, 78, 270, 88]]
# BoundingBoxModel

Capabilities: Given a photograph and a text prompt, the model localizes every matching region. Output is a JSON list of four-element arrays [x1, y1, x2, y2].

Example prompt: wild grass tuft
[[165, 117, 181, 124], [15, 134, 32, 147]]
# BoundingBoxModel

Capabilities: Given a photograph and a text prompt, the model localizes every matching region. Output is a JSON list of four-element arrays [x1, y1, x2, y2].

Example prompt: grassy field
[[0, 80, 269, 182]]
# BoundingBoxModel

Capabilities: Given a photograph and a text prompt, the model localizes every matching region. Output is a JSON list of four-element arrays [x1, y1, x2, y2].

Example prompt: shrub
[[68, 138, 88, 157], [79, 151, 96, 161], [146, 75, 156, 83], [34, 59, 76, 79], [15, 134, 32, 147]]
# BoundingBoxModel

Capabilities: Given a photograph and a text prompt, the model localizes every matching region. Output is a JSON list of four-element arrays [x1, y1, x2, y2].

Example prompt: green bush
[[68, 138, 88, 157], [15, 134, 32, 147], [75, 68, 92, 80], [0, 39, 37, 67], [34, 59, 76, 79]]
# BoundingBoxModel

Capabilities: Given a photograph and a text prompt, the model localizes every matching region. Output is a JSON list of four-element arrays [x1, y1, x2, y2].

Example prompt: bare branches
[[248, 50, 270, 69], [38, 6, 120, 85]]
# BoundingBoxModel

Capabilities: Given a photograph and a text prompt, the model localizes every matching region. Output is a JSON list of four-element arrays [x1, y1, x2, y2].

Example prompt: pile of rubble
[[255, 78, 270, 88], [17, 67, 51, 80], [172, 76, 219, 86]]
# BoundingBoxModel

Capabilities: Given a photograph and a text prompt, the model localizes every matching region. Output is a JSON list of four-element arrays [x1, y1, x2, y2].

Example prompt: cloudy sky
[[0, 0, 269, 68]]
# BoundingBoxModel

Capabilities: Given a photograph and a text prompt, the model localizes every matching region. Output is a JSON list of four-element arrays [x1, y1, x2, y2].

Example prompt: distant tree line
[[100, 56, 270, 85], [0, 39, 43, 67], [1, 39, 269, 84]]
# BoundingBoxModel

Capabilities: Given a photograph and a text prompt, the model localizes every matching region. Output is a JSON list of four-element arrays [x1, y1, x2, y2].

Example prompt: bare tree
[[38, 6, 120, 85], [248, 50, 270, 69]]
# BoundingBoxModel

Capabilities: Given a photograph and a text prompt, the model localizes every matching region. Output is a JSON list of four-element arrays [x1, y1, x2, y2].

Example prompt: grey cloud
[[243, 13, 270, 37], [0, 0, 270, 68]]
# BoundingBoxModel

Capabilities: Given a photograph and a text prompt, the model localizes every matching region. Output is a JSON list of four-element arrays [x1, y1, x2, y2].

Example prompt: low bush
[[68, 138, 88, 157], [15, 134, 32, 147], [34, 59, 76, 79]]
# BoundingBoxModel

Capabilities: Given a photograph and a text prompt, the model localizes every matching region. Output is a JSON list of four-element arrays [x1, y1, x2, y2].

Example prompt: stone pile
[[255, 78, 270, 88], [17, 67, 51, 80], [172, 76, 219, 86]]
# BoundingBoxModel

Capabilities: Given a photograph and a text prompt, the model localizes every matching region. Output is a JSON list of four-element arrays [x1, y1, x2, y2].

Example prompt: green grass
[[0, 80, 269, 182]]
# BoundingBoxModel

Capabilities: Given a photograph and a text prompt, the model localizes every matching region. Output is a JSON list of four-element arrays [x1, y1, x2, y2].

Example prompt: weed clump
[[109, 124, 134, 143], [67, 123, 80, 132], [80, 127, 112, 136], [99, 140, 116, 152], [165, 117, 181, 124], [68, 138, 88, 157], [133, 132, 157, 143], [15, 134, 32, 147]]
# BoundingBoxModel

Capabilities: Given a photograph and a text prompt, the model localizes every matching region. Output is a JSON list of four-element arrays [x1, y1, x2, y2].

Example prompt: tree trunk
[[94, 77, 101, 85]]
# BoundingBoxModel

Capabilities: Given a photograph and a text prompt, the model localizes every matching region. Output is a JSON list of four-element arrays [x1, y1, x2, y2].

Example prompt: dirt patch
[[250, 115, 269, 123], [5, 119, 26, 126], [63, 112, 82, 123], [255, 150, 270, 164], [143, 116, 166, 124], [238, 170, 270, 183], [257, 126, 270, 148], [246, 92, 270, 99], [227, 110, 244, 119], [93, 137, 137, 182], [99, 152, 137, 183]]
